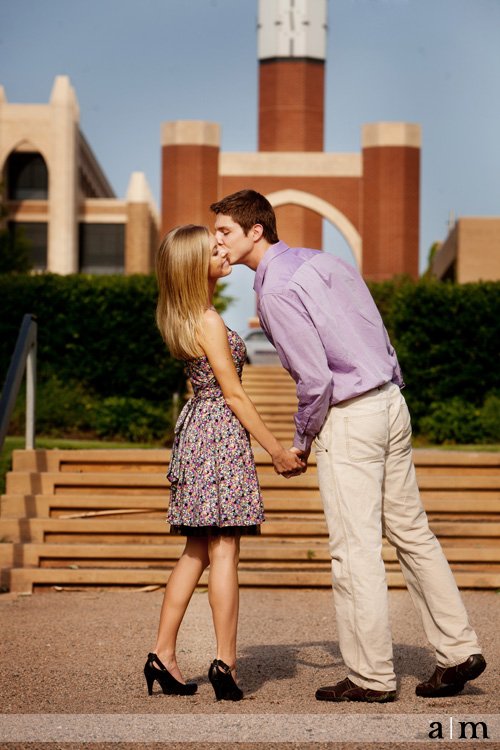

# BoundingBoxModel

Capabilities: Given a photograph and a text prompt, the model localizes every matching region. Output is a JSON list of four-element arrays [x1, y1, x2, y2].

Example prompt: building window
[[79, 223, 124, 274], [7, 152, 49, 200], [8, 222, 48, 271]]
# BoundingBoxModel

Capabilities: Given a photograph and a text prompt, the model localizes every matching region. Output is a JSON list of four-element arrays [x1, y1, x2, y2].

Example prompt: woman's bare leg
[[207, 535, 241, 680], [153, 536, 209, 682]]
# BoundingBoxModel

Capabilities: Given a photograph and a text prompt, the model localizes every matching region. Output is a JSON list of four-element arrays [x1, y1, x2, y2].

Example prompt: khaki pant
[[314, 382, 481, 691]]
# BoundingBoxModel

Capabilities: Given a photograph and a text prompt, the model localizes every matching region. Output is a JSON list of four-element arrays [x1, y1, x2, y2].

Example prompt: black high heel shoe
[[208, 659, 243, 701], [144, 652, 197, 696]]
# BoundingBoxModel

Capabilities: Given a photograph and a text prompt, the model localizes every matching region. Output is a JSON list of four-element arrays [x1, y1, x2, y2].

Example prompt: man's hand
[[271, 447, 306, 477], [277, 446, 311, 479], [285, 446, 310, 476]]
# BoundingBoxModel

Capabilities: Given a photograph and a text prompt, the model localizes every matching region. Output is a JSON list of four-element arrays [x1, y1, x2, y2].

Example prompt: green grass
[[430, 444, 500, 451], [0, 436, 161, 495], [412, 437, 500, 452]]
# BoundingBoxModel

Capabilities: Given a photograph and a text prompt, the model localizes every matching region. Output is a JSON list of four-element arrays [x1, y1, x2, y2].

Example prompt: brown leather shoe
[[315, 677, 396, 703], [416, 653, 486, 697]]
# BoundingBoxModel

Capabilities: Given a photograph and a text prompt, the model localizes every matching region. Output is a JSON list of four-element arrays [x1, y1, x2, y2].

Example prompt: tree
[[422, 241, 441, 280], [0, 186, 33, 273]]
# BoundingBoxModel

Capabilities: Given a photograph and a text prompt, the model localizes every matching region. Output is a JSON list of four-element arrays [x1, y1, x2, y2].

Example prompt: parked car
[[243, 329, 281, 365]]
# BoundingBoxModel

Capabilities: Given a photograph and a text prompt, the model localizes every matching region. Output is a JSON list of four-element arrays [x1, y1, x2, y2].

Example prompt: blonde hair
[[155, 224, 210, 360]]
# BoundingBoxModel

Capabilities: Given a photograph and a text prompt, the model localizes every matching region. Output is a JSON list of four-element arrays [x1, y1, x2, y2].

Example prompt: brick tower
[[161, 0, 420, 280], [258, 0, 326, 152], [362, 123, 420, 279], [257, 0, 327, 247], [161, 121, 220, 235]]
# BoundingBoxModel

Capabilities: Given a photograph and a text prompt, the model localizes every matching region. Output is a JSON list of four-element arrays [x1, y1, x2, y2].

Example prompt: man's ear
[[251, 223, 264, 242]]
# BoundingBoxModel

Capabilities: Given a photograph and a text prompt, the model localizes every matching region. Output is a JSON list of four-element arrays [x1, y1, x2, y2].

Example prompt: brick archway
[[266, 189, 362, 268]]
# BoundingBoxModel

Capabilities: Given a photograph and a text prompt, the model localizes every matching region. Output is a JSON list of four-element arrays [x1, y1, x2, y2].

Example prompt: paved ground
[[0, 588, 497, 749]]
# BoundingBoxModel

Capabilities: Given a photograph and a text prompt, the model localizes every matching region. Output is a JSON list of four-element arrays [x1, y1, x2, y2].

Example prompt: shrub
[[479, 393, 500, 442], [1, 274, 234, 443], [10, 375, 176, 443], [419, 398, 483, 444], [2, 273, 499, 444], [389, 280, 500, 428], [10, 375, 95, 437], [368, 278, 500, 435], [419, 394, 500, 445], [0, 273, 231, 403], [92, 396, 172, 443]]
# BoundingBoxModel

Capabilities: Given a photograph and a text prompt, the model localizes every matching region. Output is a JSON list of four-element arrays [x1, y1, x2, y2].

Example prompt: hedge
[[0, 273, 230, 403], [369, 278, 500, 431], [0, 273, 231, 442], [1, 274, 499, 443]]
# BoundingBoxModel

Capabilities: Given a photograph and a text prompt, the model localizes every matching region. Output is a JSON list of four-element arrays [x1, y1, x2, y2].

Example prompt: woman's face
[[208, 233, 232, 282]]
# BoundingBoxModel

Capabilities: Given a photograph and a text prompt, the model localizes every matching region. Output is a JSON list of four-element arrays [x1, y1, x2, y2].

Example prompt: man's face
[[214, 213, 254, 266]]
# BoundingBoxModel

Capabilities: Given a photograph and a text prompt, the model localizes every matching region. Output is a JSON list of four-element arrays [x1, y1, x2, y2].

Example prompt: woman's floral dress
[[167, 328, 264, 536]]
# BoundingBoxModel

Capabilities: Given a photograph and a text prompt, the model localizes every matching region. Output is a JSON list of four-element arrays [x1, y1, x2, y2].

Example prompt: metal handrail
[[0, 314, 37, 451]]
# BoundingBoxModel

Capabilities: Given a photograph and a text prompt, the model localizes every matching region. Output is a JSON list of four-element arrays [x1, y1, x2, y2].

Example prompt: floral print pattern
[[167, 329, 265, 534]]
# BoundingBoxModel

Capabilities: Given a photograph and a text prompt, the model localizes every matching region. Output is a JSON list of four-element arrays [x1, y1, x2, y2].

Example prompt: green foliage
[[1, 273, 498, 445], [0, 227, 33, 274], [368, 278, 500, 438], [92, 396, 171, 442], [0, 273, 184, 400], [368, 276, 413, 342], [0, 273, 231, 443], [390, 280, 500, 427], [0, 273, 232, 404], [9, 374, 174, 443], [0, 191, 33, 273], [419, 398, 483, 444], [422, 242, 441, 280], [24, 375, 94, 436], [479, 393, 500, 442], [419, 395, 500, 445]]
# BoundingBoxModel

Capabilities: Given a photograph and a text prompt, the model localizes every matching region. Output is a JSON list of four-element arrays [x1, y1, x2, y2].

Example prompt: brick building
[[162, 0, 421, 282], [1, 0, 422, 281]]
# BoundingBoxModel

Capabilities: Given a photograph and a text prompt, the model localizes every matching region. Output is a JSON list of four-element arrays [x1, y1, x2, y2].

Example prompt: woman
[[145, 224, 303, 701]]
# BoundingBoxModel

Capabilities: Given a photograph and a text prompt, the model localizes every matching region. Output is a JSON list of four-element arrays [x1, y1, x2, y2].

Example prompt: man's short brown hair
[[210, 189, 279, 244]]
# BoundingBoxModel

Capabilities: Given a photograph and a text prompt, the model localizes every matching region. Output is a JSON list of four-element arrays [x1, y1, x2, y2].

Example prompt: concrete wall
[[432, 218, 500, 282], [1, 78, 158, 275]]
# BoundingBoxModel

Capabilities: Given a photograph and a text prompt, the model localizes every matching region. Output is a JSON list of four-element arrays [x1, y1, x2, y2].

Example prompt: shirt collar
[[253, 241, 290, 294]]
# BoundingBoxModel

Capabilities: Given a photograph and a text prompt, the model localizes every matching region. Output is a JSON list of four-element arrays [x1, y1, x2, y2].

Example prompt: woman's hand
[[271, 446, 306, 477]]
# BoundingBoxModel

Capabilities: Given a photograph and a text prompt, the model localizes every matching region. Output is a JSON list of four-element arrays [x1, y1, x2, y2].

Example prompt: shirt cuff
[[293, 431, 314, 454]]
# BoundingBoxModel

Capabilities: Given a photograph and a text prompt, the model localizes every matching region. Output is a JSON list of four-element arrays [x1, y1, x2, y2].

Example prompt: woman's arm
[[198, 310, 304, 475]]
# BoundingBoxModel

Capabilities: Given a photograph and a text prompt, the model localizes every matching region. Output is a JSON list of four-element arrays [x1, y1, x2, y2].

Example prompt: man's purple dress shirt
[[253, 241, 404, 452]]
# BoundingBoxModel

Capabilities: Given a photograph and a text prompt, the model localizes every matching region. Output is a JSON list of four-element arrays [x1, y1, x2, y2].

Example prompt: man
[[210, 189, 486, 702]]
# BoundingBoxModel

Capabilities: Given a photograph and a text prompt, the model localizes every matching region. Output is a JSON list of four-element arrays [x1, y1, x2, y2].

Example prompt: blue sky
[[2, 0, 499, 332]]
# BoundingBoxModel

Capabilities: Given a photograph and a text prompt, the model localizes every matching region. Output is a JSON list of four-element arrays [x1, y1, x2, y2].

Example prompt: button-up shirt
[[253, 241, 404, 452]]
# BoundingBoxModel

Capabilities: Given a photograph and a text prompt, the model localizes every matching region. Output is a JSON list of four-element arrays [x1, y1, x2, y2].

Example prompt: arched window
[[7, 152, 48, 200]]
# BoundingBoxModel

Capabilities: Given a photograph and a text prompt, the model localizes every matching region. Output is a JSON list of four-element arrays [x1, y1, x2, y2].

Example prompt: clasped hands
[[272, 446, 310, 478]]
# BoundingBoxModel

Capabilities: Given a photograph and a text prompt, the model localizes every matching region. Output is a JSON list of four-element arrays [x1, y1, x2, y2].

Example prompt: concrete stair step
[[5, 471, 323, 495], [2, 516, 499, 545], [2, 444, 499, 593], [5, 565, 500, 595], [12, 448, 500, 473], [3, 540, 499, 568], [1, 492, 498, 519], [6, 470, 500, 497]]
